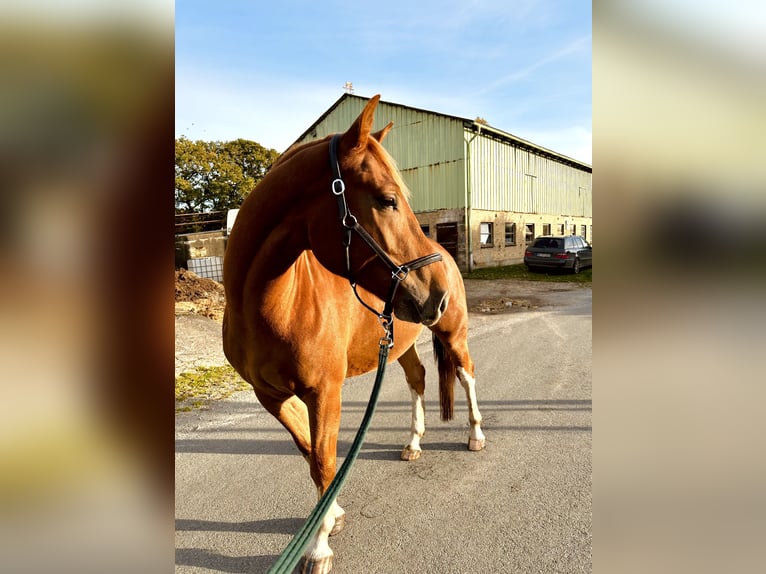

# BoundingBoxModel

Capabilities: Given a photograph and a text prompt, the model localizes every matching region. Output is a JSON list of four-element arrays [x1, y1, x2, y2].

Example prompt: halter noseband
[[329, 134, 442, 347]]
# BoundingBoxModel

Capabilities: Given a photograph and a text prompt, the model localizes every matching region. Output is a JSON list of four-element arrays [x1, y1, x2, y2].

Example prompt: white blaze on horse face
[[457, 367, 486, 446]]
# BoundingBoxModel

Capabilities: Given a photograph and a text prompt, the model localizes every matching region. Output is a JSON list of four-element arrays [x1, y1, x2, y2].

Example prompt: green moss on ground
[[175, 365, 250, 412]]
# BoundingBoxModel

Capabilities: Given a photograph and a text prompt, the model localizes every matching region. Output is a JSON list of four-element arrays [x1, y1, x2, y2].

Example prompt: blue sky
[[176, 1, 591, 164]]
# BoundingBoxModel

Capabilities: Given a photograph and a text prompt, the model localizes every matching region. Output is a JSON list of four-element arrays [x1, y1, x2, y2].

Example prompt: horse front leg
[[398, 345, 426, 461], [300, 386, 344, 574], [457, 366, 486, 451]]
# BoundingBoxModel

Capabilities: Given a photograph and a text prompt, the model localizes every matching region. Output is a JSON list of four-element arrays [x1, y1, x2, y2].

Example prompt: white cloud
[[473, 34, 591, 98]]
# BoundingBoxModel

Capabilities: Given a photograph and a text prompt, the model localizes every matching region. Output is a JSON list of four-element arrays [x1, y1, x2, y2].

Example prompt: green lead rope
[[267, 343, 390, 574]]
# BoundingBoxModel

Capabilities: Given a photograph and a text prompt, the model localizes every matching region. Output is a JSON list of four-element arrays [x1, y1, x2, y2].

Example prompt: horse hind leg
[[397, 344, 427, 461], [456, 365, 486, 451]]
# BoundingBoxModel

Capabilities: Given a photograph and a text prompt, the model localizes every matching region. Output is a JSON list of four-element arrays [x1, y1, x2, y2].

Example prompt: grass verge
[[462, 263, 592, 284], [175, 365, 250, 412]]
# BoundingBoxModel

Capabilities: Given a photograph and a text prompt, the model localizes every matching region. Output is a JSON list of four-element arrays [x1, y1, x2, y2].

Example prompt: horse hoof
[[300, 554, 333, 574], [400, 445, 422, 461], [468, 438, 485, 451], [329, 513, 345, 536]]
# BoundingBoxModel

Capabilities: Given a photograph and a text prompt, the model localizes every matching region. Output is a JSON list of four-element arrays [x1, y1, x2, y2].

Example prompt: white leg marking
[[302, 489, 343, 570], [401, 388, 425, 460], [302, 509, 334, 572], [328, 497, 345, 536], [457, 367, 486, 450]]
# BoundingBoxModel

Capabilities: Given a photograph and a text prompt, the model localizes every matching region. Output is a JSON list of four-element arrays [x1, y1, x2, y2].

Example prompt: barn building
[[293, 94, 592, 271]]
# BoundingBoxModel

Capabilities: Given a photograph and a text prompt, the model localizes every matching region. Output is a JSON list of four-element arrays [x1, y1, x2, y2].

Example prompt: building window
[[525, 223, 535, 244], [505, 222, 516, 245], [420, 224, 430, 237], [557, 224, 565, 235], [479, 222, 493, 247], [542, 223, 551, 236], [580, 224, 586, 239], [571, 224, 577, 235], [436, 222, 458, 260]]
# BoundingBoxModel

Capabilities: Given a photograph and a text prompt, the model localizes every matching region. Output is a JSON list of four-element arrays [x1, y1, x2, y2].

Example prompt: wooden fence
[[175, 210, 227, 234]]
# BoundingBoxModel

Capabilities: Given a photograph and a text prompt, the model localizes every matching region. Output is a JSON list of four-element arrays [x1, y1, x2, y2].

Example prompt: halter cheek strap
[[329, 134, 442, 347]]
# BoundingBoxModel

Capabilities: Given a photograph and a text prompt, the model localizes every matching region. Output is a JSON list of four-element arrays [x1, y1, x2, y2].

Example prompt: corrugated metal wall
[[296, 95, 591, 218], [467, 131, 592, 217]]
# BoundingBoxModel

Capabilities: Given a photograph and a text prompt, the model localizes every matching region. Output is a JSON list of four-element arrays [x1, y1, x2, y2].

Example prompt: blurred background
[[594, 1, 765, 572], [0, 1, 764, 572], [0, 2, 173, 573]]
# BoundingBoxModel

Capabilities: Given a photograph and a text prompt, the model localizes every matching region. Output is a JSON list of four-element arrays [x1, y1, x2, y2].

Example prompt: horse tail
[[432, 332, 455, 421]]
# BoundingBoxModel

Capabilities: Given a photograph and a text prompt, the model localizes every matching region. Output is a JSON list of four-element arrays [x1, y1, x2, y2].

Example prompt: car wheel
[[572, 258, 581, 274]]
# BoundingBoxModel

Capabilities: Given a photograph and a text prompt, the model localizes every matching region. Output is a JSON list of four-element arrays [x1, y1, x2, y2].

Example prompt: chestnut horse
[[223, 96, 483, 573]]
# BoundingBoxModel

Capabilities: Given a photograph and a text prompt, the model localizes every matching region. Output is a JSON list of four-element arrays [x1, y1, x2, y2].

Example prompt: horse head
[[312, 95, 450, 326]]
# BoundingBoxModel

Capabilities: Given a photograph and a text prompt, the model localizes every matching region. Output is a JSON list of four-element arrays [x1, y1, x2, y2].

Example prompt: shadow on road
[[176, 516, 304, 534], [175, 438, 299, 456], [175, 547, 279, 573], [176, 398, 591, 458], [175, 518, 303, 573]]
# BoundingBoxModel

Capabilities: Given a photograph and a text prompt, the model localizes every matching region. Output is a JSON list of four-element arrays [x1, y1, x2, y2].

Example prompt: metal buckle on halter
[[392, 266, 409, 282], [331, 178, 345, 195], [378, 316, 394, 349], [342, 212, 358, 229]]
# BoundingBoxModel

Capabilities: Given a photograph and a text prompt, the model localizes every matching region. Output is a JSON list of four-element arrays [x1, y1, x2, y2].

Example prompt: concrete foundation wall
[[176, 213, 593, 274], [415, 208, 592, 270], [174, 231, 227, 269], [415, 208, 467, 266], [470, 210, 593, 268]]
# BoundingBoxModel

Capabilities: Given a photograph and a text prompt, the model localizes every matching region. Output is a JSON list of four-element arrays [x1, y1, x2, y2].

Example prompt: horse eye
[[377, 195, 398, 210]]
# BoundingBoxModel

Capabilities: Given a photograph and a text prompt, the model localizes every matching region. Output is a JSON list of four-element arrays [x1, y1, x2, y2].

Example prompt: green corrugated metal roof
[[292, 93, 591, 173]]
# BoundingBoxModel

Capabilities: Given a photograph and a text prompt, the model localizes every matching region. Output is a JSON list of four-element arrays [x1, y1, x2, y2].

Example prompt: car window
[[573, 237, 584, 248], [534, 238, 562, 249], [564, 237, 574, 249]]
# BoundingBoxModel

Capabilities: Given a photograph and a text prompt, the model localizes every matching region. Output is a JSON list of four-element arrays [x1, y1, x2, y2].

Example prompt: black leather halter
[[329, 134, 442, 347]]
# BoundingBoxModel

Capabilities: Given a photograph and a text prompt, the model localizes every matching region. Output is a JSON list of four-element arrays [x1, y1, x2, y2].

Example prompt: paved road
[[175, 287, 591, 573]]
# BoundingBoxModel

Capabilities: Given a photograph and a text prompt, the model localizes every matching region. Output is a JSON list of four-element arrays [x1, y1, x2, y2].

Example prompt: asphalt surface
[[175, 284, 591, 573]]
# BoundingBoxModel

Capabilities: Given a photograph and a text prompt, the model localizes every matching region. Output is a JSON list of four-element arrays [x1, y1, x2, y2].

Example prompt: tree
[[175, 137, 280, 213]]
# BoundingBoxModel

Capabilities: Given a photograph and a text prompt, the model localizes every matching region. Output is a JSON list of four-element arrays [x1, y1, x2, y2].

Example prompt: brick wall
[[415, 208, 592, 270], [470, 210, 593, 268]]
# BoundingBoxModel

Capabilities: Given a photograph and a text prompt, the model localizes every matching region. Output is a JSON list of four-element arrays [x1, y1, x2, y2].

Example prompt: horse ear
[[371, 121, 394, 143], [343, 94, 381, 153]]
